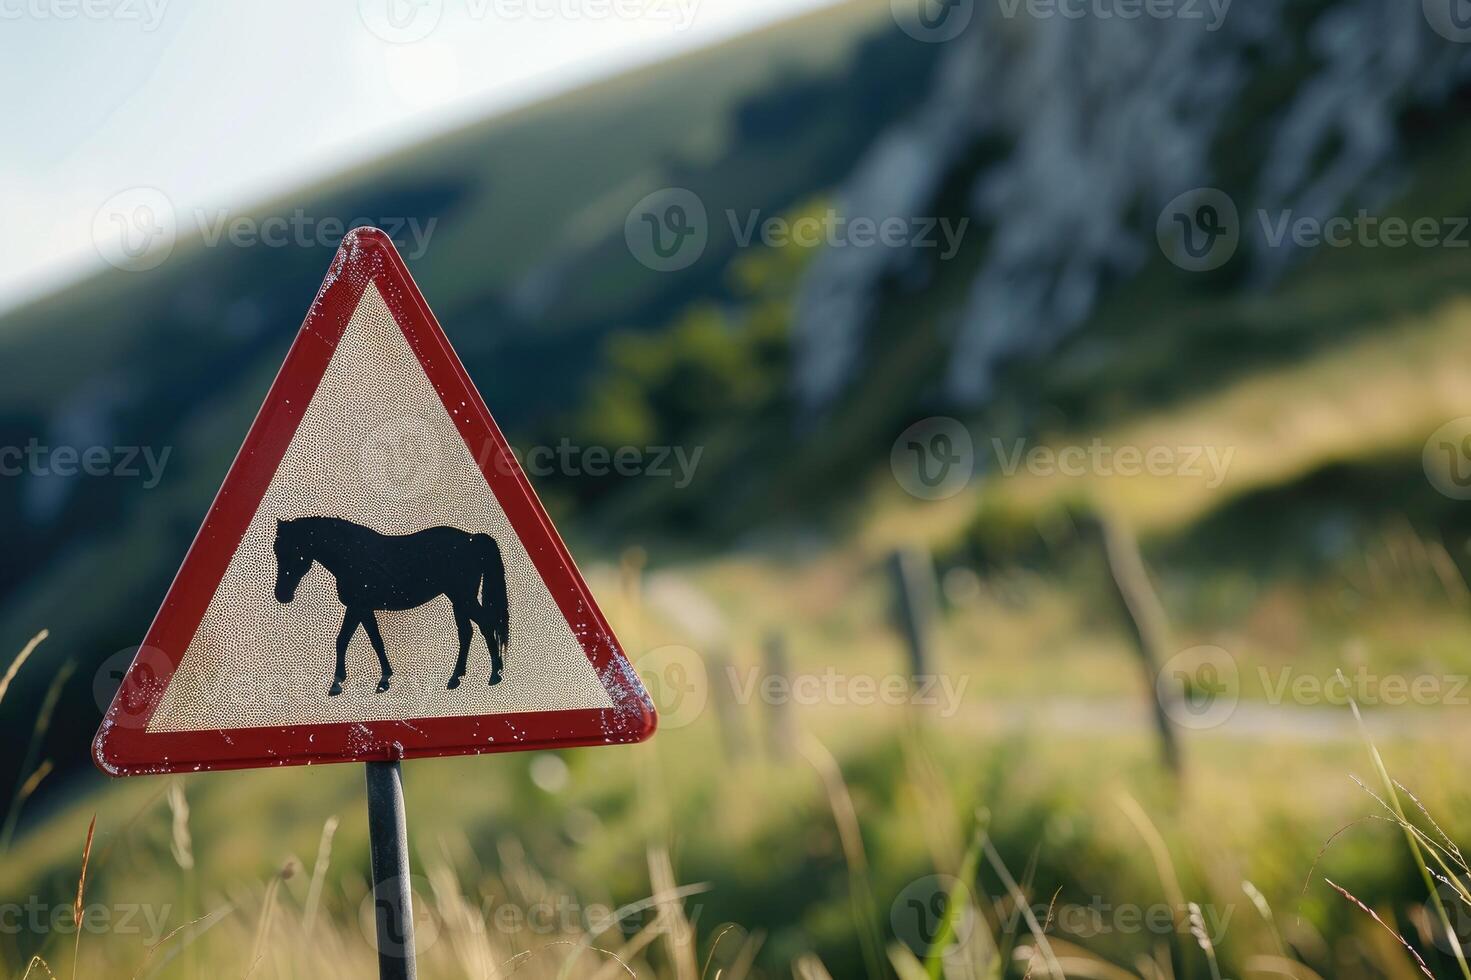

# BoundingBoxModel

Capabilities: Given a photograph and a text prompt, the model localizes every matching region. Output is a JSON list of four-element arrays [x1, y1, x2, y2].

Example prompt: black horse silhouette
[[272, 517, 509, 696]]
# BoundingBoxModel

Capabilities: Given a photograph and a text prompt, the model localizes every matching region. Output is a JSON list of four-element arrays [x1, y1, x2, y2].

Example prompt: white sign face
[[151, 285, 614, 732]]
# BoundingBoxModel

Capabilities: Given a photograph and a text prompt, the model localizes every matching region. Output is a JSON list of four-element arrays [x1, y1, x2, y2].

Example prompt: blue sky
[[0, 0, 845, 313]]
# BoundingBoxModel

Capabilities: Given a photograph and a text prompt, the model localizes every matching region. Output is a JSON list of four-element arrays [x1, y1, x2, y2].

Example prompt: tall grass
[[8, 502, 1471, 980], [1332, 670, 1471, 980]]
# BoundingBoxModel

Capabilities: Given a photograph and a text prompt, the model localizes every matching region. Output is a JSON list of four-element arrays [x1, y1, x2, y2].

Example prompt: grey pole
[[887, 547, 936, 684], [365, 760, 417, 979]]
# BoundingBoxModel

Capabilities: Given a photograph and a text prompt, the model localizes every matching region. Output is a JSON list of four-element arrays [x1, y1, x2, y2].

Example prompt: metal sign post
[[366, 760, 416, 979]]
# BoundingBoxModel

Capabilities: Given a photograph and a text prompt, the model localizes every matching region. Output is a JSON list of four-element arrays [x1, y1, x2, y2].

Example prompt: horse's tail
[[474, 534, 510, 658]]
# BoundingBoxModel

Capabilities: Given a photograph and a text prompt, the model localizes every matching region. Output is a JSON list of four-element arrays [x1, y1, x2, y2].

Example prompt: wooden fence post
[[887, 547, 936, 684], [1088, 515, 1182, 776], [706, 647, 747, 762], [762, 632, 796, 760]]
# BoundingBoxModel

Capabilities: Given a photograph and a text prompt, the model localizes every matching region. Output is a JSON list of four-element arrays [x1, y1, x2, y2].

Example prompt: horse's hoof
[[376, 678, 391, 693], [328, 680, 343, 697], [489, 672, 502, 687], [447, 675, 461, 690]]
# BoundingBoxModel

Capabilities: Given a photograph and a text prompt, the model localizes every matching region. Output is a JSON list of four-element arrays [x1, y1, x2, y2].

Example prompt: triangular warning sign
[[94, 228, 656, 775]]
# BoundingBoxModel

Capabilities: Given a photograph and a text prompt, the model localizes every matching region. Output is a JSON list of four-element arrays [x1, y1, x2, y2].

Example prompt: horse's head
[[273, 518, 313, 604]]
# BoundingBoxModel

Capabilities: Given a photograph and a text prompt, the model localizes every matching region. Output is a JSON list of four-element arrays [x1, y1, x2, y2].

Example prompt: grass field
[[7, 440, 1471, 979]]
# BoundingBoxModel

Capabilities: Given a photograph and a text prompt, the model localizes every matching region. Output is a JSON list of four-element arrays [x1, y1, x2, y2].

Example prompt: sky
[[0, 0, 847, 314]]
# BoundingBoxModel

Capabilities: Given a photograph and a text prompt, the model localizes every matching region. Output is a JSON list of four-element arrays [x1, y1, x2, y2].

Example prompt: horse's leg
[[360, 611, 393, 693], [447, 602, 472, 690], [470, 603, 504, 686], [330, 611, 358, 696]]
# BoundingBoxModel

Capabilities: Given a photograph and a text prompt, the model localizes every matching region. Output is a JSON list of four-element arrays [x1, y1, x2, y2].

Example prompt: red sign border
[[93, 228, 656, 776]]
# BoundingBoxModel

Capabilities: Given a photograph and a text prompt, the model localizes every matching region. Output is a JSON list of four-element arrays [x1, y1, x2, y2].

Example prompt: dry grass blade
[[1037, 937, 1144, 979], [1187, 902, 1222, 980], [1019, 937, 1142, 980], [553, 881, 714, 980], [1241, 880, 1287, 958], [1348, 774, 1393, 815], [1298, 815, 1394, 910], [701, 923, 743, 980], [982, 837, 1064, 979], [17, 759, 53, 803], [0, 629, 47, 706], [1016, 952, 1140, 980], [167, 779, 194, 871], [1394, 779, 1467, 871], [799, 734, 886, 980], [900, 730, 965, 874], [243, 861, 296, 978], [792, 953, 835, 979], [888, 943, 931, 980], [1340, 669, 1471, 980], [425, 859, 495, 979], [588, 918, 664, 977], [1, 658, 75, 851], [502, 939, 637, 979], [21, 955, 58, 980], [1142, 943, 1174, 980], [649, 846, 699, 980], [1044, 959, 1140, 980], [71, 814, 96, 980], [602, 882, 716, 933], [1241, 954, 1327, 980], [1340, 773, 1465, 877], [1344, 774, 1471, 907], [1323, 878, 1433, 979], [303, 815, 339, 937], [94, 782, 171, 870], [1115, 793, 1185, 925], [589, 918, 665, 980], [1021, 890, 1061, 980], [1402, 825, 1471, 906], [723, 927, 765, 980], [132, 906, 235, 980]]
